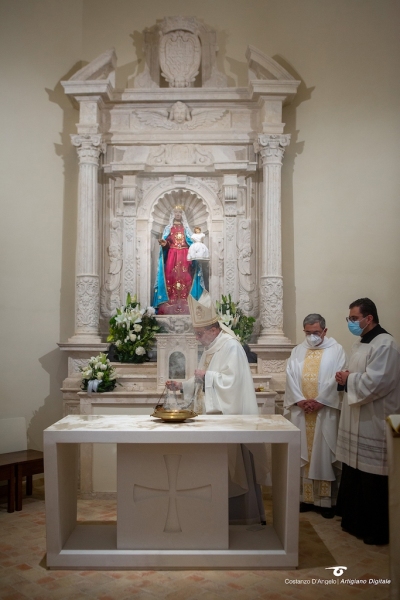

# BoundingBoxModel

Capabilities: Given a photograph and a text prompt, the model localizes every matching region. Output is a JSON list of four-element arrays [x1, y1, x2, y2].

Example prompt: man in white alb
[[284, 313, 346, 518], [166, 292, 268, 525], [335, 297, 400, 545]]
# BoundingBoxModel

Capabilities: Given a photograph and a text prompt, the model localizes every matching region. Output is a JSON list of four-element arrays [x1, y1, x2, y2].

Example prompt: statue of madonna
[[152, 206, 205, 314]]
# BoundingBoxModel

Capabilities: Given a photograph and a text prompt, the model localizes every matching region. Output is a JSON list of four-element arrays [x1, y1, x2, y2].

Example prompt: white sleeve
[[347, 338, 400, 406]]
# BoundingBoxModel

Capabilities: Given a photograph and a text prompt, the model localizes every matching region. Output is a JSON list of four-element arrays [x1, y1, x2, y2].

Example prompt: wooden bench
[[0, 460, 15, 512], [0, 450, 44, 512]]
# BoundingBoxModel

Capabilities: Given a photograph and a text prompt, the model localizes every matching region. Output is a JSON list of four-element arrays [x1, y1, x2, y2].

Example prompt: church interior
[[0, 0, 399, 597]]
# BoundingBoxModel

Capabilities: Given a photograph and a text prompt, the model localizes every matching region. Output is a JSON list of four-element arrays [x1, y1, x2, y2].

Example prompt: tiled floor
[[0, 480, 391, 600]]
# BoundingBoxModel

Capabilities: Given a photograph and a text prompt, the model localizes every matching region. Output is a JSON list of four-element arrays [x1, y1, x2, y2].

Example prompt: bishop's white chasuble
[[183, 331, 269, 524]]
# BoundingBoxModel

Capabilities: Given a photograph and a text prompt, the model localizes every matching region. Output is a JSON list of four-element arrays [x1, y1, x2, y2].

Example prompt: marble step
[[111, 362, 157, 375]]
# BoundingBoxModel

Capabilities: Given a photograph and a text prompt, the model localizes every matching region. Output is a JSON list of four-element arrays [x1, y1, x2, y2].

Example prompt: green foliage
[[108, 294, 161, 363], [215, 294, 255, 345]]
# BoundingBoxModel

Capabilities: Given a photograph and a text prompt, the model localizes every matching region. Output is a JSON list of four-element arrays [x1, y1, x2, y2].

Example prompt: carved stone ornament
[[71, 134, 105, 164], [260, 276, 284, 331], [64, 402, 80, 416], [260, 359, 287, 374], [254, 134, 291, 164], [225, 256, 236, 296], [69, 357, 90, 375], [159, 30, 201, 87], [100, 219, 123, 318], [162, 317, 191, 334], [76, 275, 100, 329], [135, 102, 226, 130], [131, 16, 228, 88], [237, 218, 255, 313], [147, 144, 214, 166]]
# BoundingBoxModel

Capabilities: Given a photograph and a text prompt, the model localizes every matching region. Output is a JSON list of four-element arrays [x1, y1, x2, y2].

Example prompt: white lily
[[115, 313, 125, 326], [221, 313, 233, 326]]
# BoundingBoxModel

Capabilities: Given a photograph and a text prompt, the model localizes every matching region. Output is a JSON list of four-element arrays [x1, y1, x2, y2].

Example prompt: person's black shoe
[[299, 502, 313, 513], [363, 536, 389, 546], [320, 507, 335, 519]]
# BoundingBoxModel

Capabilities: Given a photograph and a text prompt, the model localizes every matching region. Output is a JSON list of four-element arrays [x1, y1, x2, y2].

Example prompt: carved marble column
[[70, 134, 105, 342], [121, 176, 137, 301], [254, 134, 291, 344], [223, 175, 239, 298]]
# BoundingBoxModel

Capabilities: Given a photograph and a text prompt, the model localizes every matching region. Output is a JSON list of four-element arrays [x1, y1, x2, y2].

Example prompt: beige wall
[[0, 0, 399, 448], [0, 0, 82, 446]]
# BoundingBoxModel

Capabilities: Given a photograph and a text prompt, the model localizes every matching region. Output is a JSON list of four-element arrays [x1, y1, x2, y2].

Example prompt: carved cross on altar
[[133, 454, 212, 533]]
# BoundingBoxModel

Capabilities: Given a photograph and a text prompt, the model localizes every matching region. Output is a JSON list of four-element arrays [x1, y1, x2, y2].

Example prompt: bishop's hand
[[194, 369, 206, 382], [166, 380, 182, 391]]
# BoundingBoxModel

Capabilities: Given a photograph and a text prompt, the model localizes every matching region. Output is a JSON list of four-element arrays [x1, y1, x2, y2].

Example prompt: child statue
[[187, 227, 210, 261]]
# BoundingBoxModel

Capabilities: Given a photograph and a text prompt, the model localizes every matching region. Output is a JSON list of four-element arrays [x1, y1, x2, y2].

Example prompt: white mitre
[[188, 292, 238, 339], [188, 292, 219, 327]]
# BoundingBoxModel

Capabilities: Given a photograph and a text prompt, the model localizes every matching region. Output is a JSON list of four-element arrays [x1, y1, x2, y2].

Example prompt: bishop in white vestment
[[284, 314, 346, 517], [168, 292, 269, 525]]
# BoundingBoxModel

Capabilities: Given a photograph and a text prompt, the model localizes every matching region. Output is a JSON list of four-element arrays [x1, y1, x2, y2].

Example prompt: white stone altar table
[[44, 414, 300, 570]]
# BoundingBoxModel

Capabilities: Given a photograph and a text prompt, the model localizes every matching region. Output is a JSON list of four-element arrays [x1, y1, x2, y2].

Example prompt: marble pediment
[[61, 23, 300, 108], [70, 48, 117, 83], [246, 46, 295, 81], [246, 46, 299, 104]]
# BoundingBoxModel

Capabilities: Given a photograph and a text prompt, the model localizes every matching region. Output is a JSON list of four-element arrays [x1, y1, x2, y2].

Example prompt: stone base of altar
[[117, 443, 228, 550], [44, 415, 300, 570]]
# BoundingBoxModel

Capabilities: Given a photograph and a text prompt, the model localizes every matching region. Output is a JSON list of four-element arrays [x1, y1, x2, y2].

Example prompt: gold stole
[[301, 349, 331, 502], [195, 352, 214, 413], [204, 354, 213, 370]]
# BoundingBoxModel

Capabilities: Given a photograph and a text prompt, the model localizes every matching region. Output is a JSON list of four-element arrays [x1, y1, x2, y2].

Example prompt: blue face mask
[[347, 318, 366, 336]]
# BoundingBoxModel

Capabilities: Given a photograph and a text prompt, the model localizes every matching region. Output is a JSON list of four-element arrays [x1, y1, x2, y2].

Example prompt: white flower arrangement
[[107, 293, 161, 363], [80, 352, 118, 393]]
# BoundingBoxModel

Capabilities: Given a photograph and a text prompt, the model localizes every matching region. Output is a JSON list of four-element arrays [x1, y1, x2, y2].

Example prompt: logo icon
[[326, 566, 347, 577]]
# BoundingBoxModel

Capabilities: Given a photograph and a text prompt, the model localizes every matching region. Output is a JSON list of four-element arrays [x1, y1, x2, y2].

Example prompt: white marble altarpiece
[[59, 17, 300, 495]]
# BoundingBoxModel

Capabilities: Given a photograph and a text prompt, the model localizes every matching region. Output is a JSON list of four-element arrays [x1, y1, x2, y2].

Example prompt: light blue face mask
[[347, 318, 366, 336]]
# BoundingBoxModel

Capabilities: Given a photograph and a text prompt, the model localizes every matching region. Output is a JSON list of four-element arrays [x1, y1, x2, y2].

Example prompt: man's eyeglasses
[[346, 316, 368, 323]]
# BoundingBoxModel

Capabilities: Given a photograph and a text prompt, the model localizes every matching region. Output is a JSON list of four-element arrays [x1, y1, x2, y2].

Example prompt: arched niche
[[134, 177, 224, 308], [150, 189, 210, 299]]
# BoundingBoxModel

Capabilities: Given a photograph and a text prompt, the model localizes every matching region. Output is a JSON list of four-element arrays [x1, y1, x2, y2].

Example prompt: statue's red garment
[[157, 225, 193, 315]]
